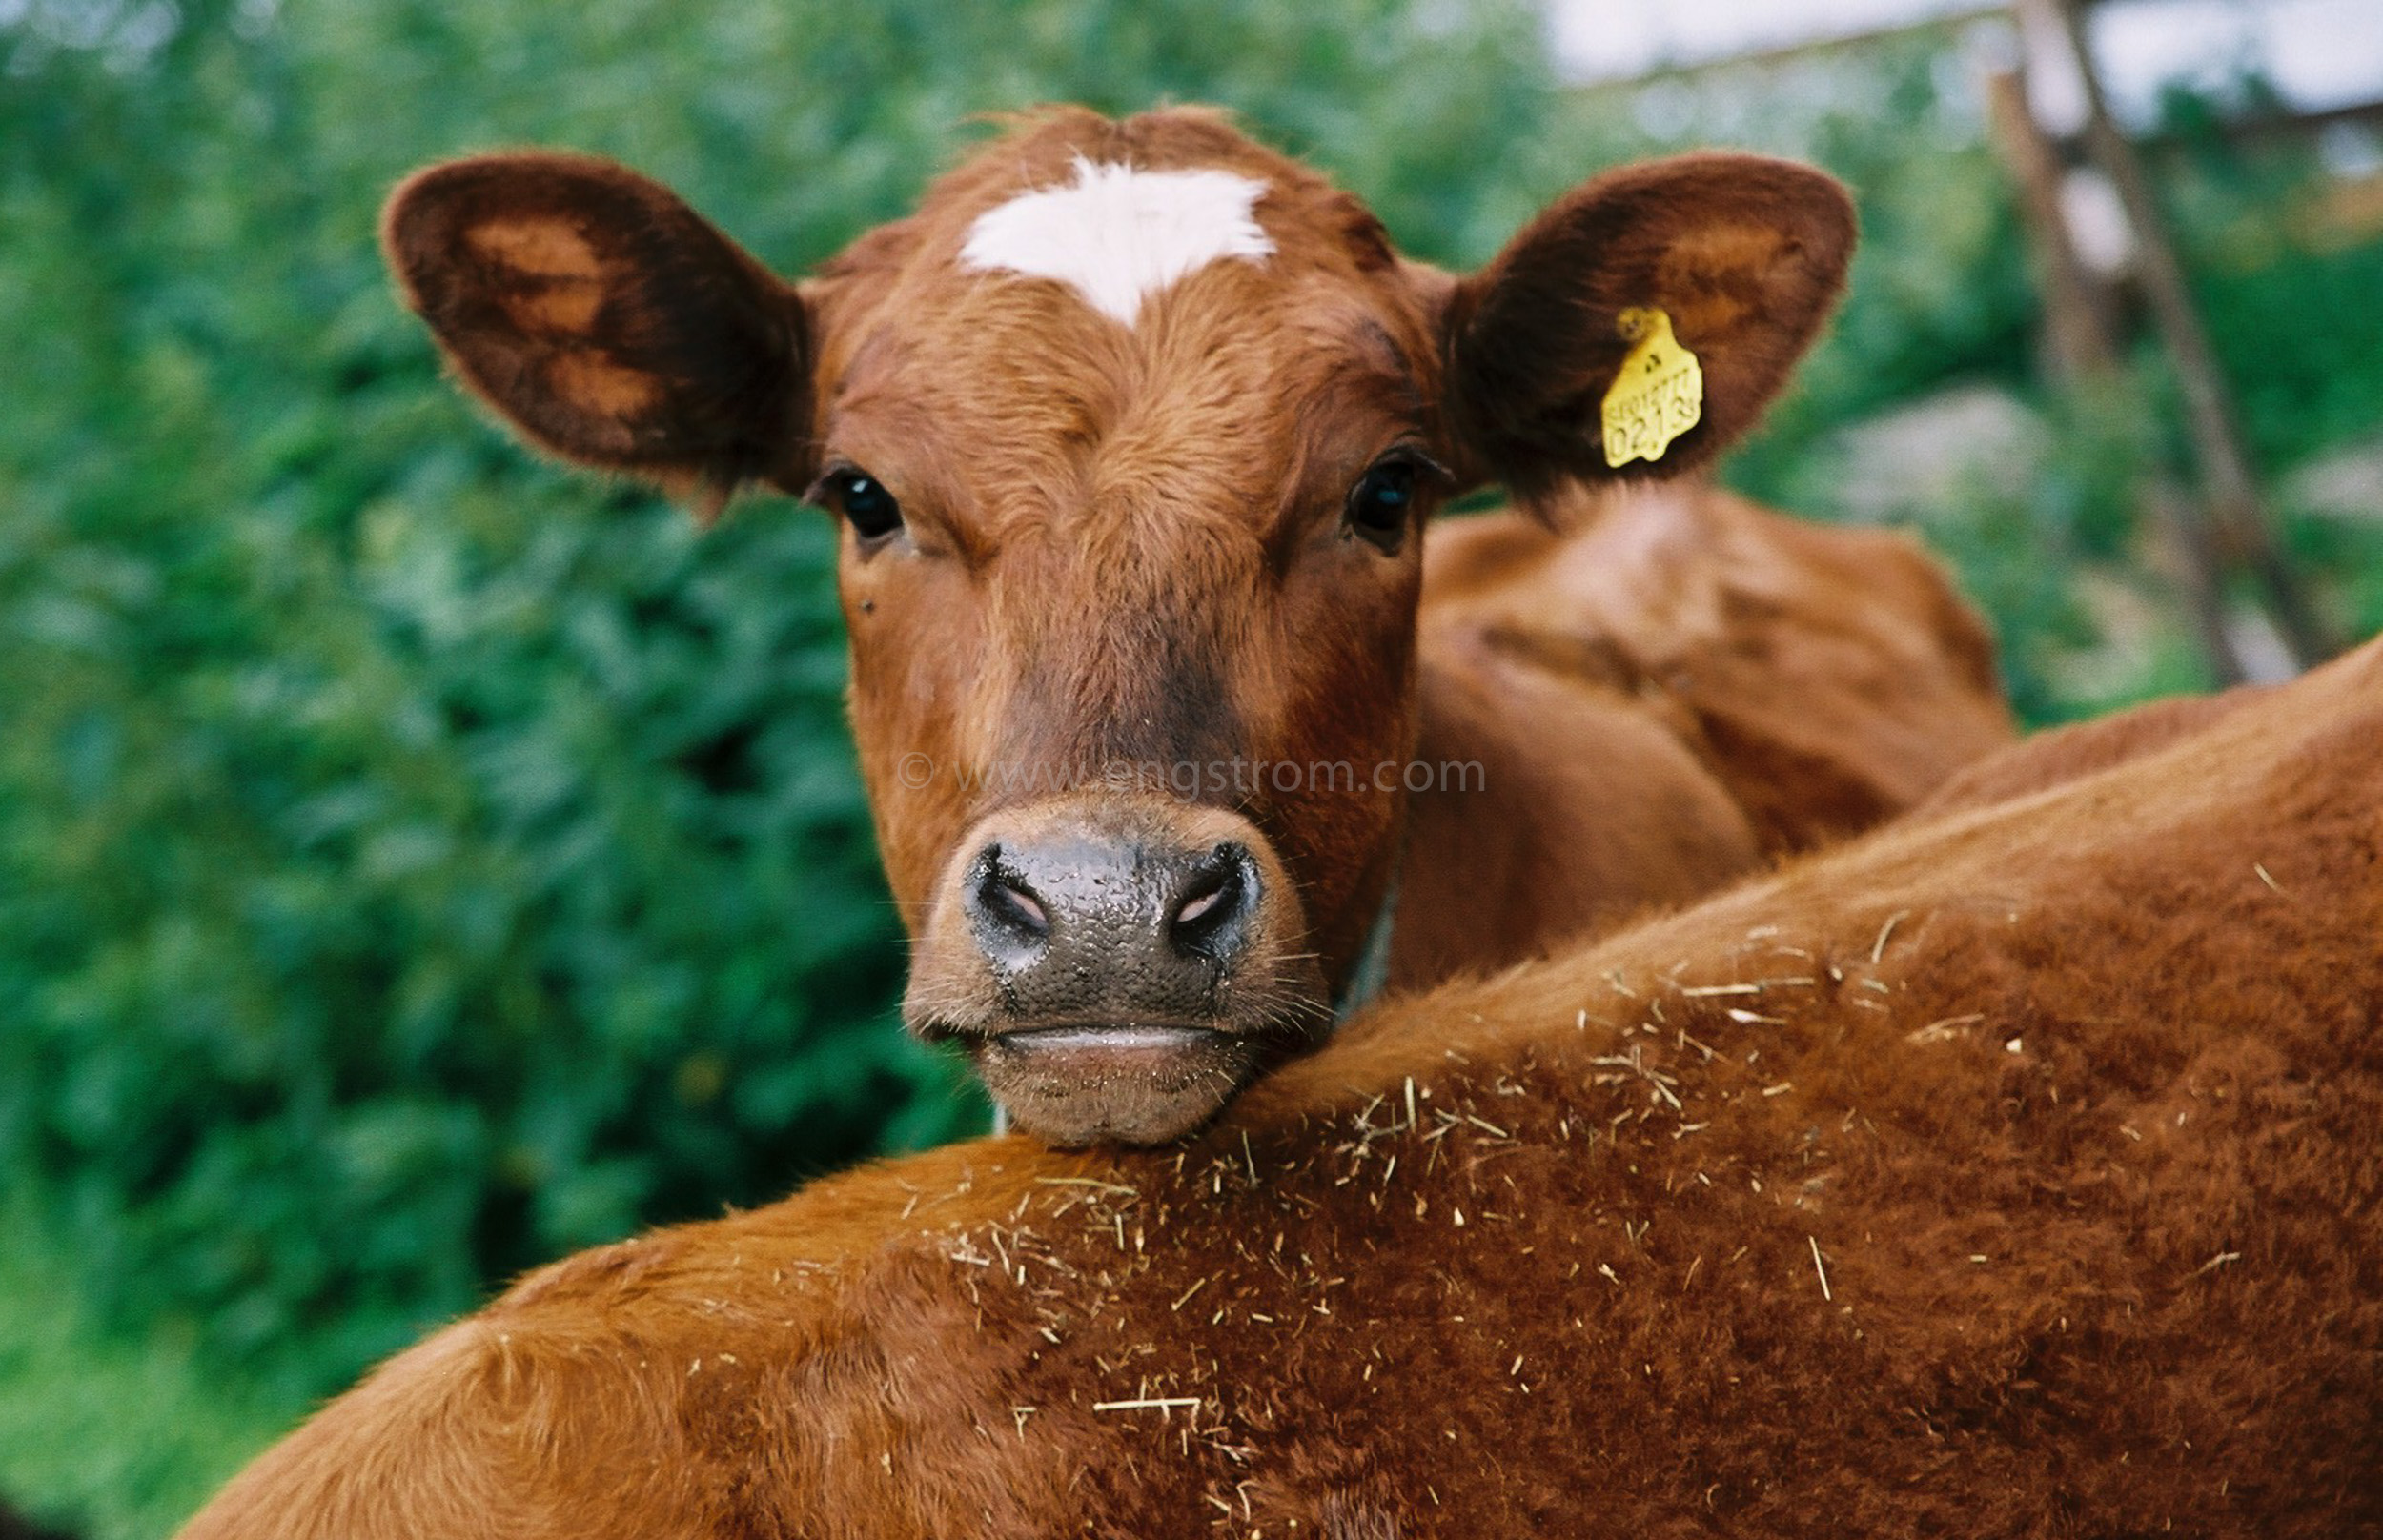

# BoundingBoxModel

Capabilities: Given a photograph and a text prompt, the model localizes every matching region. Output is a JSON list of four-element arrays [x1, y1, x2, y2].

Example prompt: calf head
[[384, 107, 1853, 1145]]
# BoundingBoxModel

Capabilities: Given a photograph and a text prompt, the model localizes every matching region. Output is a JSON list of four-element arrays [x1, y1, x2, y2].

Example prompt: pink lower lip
[[974, 1023, 1258, 1145], [988, 1024, 1223, 1056], [980, 1024, 1251, 1091]]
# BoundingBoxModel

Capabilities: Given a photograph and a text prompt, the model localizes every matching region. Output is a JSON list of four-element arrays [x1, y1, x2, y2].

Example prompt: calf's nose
[[961, 835, 1263, 1012], [905, 796, 1329, 1145]]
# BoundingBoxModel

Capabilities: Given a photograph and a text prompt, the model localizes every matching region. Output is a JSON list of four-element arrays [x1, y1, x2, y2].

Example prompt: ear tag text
[[1600, 307, 1702, 469]]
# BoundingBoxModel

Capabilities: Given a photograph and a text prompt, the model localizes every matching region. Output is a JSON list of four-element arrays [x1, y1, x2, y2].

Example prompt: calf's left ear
[[1438, 153, 1854, 495], [382, 152, 814, 515]]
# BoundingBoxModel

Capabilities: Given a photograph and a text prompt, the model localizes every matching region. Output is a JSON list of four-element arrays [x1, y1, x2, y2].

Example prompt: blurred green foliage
[[0, 1194, 290, 1540], [3, 3, 2380, 1533]]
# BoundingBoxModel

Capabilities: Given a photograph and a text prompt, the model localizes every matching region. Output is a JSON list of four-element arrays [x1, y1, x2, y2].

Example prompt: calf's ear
[[1438, 153, 1854, 495], [382, 152, 814, 515]]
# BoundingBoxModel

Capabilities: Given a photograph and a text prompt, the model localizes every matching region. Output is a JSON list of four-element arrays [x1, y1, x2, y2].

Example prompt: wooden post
[[2141, 481, 2252, 685], [1983, 67, 2120, 382], [2027, 0, 2338, 670], [1984, 56, 2248, 682]]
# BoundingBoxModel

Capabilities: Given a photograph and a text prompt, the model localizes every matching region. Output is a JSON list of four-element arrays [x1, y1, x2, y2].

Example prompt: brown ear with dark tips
[[381, 152, 816, 511], [1440, 152, 1856, 496]]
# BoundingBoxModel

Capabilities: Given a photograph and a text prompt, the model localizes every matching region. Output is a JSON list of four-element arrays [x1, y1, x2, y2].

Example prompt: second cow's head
[[385, 107, 1853, 1145]]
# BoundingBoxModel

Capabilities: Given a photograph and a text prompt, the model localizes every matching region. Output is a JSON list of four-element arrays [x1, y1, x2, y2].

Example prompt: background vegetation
[[3, 2, 2378, 1533]]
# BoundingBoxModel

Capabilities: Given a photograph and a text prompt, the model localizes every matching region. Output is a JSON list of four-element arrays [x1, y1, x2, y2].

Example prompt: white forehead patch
[[959, 156, 1273, 327]]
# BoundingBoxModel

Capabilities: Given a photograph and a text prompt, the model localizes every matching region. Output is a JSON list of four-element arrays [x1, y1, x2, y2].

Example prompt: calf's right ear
[[382, 152, 814, 514], [1438, 153, 1855, 496]]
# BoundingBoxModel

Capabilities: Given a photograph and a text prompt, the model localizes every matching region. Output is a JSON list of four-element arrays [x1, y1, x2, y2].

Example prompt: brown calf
[[384, 106, 2008, 1145], [181, 631, 2383, 1539]]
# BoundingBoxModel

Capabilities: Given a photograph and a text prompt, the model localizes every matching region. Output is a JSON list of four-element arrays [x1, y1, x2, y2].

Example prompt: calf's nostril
[[967, 848, 1050, 947], [1167, 843, 1258, 960], [1174, 881, 1229, 927], [990, 880, 1049, 934]]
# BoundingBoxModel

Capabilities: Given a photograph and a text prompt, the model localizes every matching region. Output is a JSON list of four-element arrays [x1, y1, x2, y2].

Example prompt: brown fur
[[383, 107, 2009, 1140], [383, 152, 811, 501], [1920, 685, 2272, 817], [183, 630, 2383, 1539], [1396, 479, 2012, 983]]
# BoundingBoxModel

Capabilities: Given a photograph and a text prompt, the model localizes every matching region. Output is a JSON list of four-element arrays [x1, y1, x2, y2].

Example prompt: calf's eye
[[1344, 457, 1422, 553], [814, 467, 904, 543]]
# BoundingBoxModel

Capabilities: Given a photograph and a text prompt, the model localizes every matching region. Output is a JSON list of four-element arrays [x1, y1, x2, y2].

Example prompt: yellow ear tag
[[1599, 307, 1702, 469]]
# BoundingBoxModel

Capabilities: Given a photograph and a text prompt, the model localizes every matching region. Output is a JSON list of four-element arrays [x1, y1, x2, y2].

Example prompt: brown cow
[[179, 631, 2383, 1539], [382, 106, 2009, 1145], [1394, 477, 2008, 988]]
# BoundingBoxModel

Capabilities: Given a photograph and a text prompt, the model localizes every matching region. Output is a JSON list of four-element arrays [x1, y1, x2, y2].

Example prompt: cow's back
[[1919, 684, 2273, 816], [1395, 482, 2014, 984]]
